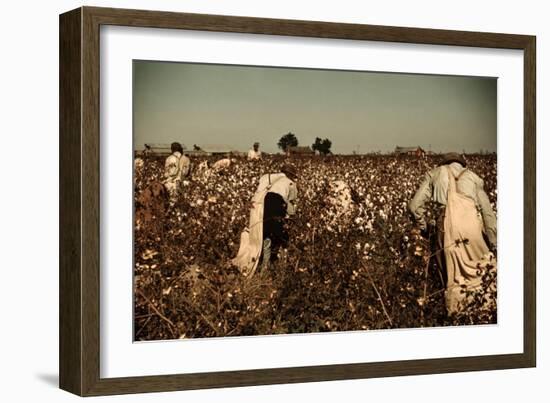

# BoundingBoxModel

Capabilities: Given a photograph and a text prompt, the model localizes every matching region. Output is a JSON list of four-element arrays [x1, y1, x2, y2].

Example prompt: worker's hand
[[485, 231, 497, 256], [410, 227, 421, 237], [410, 225, 427, 239], [488, 235, 497, 251], [489, 242, 497, 258]]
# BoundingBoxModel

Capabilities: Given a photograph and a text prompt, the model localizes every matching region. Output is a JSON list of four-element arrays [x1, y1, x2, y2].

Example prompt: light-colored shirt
[[257, 173, 297, 216], [212, 158, 232, 171], [408, 162, 497, 246], [247, 149, 261, 160], [164, 152, 190, 182]]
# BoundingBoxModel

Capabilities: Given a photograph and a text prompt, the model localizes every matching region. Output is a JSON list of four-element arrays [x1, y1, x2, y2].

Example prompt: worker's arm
[[286, 182, 297, 216], [179, 156, 191, 178], [164, 156, 179, 180], [476, 179, 497, 248], [408, 172, 432, 230]]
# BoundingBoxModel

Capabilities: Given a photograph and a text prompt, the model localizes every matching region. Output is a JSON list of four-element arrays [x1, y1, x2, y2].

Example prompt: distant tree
[[312, 137, 332, 155], [277, 132, 299, 152]]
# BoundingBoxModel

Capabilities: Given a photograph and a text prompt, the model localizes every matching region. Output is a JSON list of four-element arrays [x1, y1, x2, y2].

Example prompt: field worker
[[134, 158, 144, 186], [247, 142, 262, 160], [134, 157, 144, 170], [233, 164, 298, 277], [163, 142, 191, 205], [212, 157, 235, 172], [142, 143, 152, 156], [408, 152, 497, 315]]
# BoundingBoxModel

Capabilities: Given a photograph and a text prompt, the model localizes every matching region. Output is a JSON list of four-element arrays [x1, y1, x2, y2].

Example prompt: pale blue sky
[[133, 61, 496, 154]]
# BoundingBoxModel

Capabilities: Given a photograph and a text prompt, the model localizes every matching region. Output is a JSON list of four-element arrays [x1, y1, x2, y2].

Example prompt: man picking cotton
[[163, 142, 191, 206], [409, 152, 497, 315], [232, 164, 298, 277]]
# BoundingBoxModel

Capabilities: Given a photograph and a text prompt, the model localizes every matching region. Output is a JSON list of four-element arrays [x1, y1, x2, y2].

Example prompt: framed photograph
[[59, 6, 536, 396]]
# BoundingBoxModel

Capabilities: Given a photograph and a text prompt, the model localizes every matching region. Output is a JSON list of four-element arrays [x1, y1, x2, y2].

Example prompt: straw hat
[[440, 152, 467, 167], [281, 164, 298, 180]]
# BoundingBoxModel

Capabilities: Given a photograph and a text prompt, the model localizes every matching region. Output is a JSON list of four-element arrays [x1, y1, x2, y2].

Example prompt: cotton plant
[[133, 154, 497, 340]]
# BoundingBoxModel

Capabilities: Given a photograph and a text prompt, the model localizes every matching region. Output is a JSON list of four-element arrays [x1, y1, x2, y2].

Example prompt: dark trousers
[[262, 192, 289, 262]]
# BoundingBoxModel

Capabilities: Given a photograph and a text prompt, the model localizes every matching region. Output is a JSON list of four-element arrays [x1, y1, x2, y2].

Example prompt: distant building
[[394, 146, 425, 157], [232, 151, 249, 158], [137, 143, 241, 157], [287, 146, 315, 156], [200, 145, 235, 157], [184, 149, 208, 157], [139, 143, 187, 157]]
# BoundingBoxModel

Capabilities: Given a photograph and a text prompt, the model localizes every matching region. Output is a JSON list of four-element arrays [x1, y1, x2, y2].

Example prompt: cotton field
[[134, 154, 497, 340]]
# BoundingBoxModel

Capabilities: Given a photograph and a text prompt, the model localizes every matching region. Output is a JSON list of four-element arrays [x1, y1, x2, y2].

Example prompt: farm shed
[[394, 146, 425, 157]]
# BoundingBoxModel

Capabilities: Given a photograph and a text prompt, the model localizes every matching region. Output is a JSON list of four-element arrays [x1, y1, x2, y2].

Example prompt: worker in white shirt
[[212, 157, 238, 172], [163, 142, 190, 206], [233, 164, 298, 276], [409, 152, 497, 314], [247, 142, 262, 160]]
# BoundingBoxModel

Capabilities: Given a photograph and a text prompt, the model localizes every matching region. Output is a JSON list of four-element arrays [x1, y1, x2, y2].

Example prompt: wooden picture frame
[[59, 6, 536, 396]]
